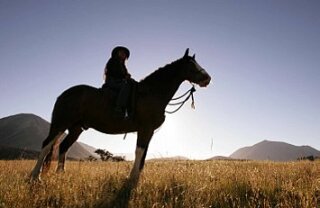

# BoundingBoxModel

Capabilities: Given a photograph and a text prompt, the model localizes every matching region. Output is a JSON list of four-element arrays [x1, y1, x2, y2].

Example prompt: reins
[[165, 85, 196, 114], [123, 85, 196, 140]]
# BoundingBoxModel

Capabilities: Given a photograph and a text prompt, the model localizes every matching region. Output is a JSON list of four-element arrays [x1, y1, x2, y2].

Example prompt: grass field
[[0, 160, 319, 208]]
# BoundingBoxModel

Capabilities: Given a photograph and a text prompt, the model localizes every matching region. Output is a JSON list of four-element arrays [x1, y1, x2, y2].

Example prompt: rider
[[103, 46, 132, 118]]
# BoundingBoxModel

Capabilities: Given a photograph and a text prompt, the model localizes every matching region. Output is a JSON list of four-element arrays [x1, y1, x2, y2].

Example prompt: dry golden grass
[[0, 160, 319, 208]]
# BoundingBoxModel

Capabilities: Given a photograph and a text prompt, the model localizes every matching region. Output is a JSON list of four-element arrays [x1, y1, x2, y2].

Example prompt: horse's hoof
[[56, 168, 65, 174], [28, 175, 42, 184]]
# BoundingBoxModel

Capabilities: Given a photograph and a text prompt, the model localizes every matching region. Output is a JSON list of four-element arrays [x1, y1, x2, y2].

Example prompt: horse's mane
[[139, 58, 183, 85]]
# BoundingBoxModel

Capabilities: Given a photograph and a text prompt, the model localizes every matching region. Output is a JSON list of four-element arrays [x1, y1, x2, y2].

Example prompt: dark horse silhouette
[[30, 49, 211, 185]]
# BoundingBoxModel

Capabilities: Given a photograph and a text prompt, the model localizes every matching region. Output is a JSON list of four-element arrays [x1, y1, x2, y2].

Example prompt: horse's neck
[[140, 63, 184, 107], [156, 78, 183, 105]]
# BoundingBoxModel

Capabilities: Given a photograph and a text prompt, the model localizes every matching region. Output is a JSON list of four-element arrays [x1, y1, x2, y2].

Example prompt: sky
[[1, 0, 319, 160]]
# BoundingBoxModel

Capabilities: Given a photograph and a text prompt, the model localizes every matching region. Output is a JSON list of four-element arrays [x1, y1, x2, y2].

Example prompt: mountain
[[0, 113, 50, 150], [230, 140, 320, 161], [0, 113, 96, 160], [77, 142, 100, 158], [0, 145, 39, 160]]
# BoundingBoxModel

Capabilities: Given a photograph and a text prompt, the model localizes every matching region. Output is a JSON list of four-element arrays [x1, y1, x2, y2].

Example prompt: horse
[[30, 49, 211, 185]]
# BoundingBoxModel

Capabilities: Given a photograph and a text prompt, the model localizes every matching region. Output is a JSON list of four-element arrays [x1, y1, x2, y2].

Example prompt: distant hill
[[77, 142, 100, 158], [0, 113, 50, 151], [0, 113, 96, 160], [207, 156, 235, 161], [0, 145, 39, 160], [148, 156, 189, 161], [230, 140, 320, 161]]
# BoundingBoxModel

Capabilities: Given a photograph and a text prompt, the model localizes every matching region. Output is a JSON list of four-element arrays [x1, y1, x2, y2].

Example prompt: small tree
[[94, 149, 114, 161], [298, 155, 315, 161], [112, 156, 126, 162], [95, 149, 105, 161], [87, 155, 97, 162], [104, 151, 113, 161]]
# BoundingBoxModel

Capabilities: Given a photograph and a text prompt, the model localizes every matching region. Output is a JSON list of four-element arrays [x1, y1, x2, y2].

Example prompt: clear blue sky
[[1, 1, 319, 159]]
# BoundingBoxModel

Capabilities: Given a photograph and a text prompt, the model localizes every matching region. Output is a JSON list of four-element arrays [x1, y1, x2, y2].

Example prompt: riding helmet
[[111, 46, 130, 59]]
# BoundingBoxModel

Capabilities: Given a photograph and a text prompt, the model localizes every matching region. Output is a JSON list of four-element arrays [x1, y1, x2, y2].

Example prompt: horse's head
[[181, 49, 211, 87]]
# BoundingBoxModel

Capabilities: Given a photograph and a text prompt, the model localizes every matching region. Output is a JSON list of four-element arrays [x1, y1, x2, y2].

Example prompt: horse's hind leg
[[30, 128, 64, 181], [57, 126, 83, 173], [42, 137, 61, 174]]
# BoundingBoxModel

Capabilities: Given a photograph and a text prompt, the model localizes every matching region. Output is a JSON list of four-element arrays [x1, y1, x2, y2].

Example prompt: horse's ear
[[183, 48, 189, 58], [192, 54, 196, 59]]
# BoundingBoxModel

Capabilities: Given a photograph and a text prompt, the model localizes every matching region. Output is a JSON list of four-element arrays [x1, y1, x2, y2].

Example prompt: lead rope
[[165, 85, 196, 114]]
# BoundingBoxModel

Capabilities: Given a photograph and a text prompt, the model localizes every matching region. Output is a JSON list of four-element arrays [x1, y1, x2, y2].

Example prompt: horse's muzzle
[[199, 76, 211, 87]]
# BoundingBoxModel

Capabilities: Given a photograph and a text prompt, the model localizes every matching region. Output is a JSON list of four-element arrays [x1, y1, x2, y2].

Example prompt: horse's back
[[51, 85, 105, 125], [58, 85, 98, 100]]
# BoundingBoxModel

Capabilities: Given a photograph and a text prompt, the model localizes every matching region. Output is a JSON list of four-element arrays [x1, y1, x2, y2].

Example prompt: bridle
[[165, 84, 196, 114]]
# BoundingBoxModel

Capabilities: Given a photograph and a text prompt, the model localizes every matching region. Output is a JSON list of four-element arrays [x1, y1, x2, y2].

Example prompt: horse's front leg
[[129, 129, 154, 186]]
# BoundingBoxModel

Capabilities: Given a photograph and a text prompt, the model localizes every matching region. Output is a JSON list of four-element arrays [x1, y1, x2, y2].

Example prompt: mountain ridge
[[0, 113, 96, 160], [229, 140, 320, 161]]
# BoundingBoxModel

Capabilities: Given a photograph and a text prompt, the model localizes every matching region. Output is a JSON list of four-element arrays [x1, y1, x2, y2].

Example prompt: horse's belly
[[89, 119, 138, 135]]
